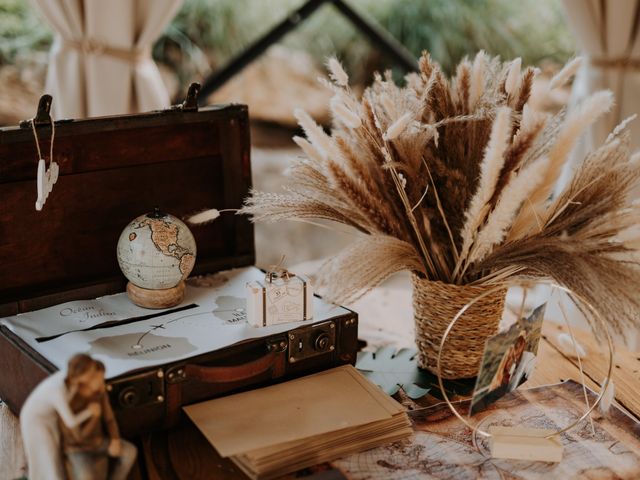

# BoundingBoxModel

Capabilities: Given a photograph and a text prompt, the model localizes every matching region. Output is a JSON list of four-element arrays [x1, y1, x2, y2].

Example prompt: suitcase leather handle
[[184, 350, 283, 384], [165, 347, 286, 427]]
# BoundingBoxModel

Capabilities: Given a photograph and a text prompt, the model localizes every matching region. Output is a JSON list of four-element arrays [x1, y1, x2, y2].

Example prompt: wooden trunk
[[0, 92, 358, 436]]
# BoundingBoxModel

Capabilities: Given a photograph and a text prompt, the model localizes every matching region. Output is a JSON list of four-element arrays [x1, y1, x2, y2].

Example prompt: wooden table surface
[[2, 322, 639, 479]]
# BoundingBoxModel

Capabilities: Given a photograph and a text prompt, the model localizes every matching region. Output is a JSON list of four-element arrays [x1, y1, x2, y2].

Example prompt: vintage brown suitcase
[[0, 87, 358, 437]]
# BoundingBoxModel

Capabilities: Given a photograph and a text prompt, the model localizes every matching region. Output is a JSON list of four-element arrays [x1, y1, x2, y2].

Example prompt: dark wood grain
[[0, 326, 55, 415], [0, 104, 254, 312], [143, 423, 247, 480]]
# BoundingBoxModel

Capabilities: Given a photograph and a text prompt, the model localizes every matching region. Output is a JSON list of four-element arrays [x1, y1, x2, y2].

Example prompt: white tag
[[489, 426, 563, 462], [35, 159, 59, 211]]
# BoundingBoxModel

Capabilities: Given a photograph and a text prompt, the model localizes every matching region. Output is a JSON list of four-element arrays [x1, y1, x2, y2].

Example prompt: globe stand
[[126, 281, 186, 309]]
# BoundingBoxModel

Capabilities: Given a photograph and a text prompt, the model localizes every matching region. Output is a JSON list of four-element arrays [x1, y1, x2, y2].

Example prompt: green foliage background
[[0, 0, 52, 64], [0, 0, 574, 88]]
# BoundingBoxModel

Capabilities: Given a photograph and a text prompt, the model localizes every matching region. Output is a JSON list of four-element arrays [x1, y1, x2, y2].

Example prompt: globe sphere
[[117, 209, 196, 290]]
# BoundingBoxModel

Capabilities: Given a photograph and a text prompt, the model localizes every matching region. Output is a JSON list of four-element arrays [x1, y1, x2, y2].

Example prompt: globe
[[117, 209, 197, 290]]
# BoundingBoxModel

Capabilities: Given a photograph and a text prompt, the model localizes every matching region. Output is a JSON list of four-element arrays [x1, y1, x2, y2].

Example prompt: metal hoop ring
[[435, 280, 614, 439]]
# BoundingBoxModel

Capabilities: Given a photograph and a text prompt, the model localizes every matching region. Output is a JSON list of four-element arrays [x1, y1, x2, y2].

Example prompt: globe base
[[126, 281, 186, 309]]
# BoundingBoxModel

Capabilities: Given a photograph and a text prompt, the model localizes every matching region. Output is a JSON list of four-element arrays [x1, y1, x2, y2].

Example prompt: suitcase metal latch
[[287, 321, 336, 363], [166, 365, 187, 384], [107, 369, 165, 409], [167, 82, 200, 112]]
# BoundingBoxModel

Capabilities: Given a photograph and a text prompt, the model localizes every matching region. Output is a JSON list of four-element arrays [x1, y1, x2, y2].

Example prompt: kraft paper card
[[183, 365, 403, 457]]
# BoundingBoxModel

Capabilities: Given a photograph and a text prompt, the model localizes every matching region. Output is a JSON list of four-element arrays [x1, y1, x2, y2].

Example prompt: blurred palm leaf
[[357, 346, 431, 399]]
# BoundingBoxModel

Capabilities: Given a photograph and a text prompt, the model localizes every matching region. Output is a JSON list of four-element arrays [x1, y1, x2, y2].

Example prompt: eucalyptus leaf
[[356, 347, 431, 399]]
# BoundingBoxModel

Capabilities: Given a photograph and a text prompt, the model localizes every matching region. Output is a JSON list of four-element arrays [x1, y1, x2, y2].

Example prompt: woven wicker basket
[[412, 274, 506, 379]]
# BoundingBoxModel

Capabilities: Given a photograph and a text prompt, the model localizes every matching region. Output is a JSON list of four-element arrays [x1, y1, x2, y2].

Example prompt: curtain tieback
[[590, 57, 640, 70], [62, 38, 150, 63]]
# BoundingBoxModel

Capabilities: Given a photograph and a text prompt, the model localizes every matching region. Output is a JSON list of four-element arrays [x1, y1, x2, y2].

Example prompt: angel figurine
[[20, 354, 137, 480]]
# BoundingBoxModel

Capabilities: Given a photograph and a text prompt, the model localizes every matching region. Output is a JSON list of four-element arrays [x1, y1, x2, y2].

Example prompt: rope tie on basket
[[412, 276, 506, 379], [589, 56, 640, 70], [62, 37, 150, 64]]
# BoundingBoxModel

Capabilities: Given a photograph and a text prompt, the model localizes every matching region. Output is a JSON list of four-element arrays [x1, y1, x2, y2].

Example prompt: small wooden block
[[127, 281, 185, 309], [489, 426, 563, 462]]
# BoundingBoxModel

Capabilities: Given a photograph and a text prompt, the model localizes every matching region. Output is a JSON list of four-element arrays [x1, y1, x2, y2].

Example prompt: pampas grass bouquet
[[195, 51, 640, 378]]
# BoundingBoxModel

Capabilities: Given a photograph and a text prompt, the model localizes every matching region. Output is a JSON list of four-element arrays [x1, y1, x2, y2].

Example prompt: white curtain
[[561, 1, 640, 349], [31, 0, 183, 119], [559, 0, 640, 185]]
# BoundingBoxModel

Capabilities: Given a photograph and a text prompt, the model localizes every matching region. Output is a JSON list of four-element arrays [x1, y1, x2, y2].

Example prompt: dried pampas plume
[[384, 113, 413, 140], [600, 380, 615, 414], [188, 209, 221, 224], [511, 90, 614, 235], [505, 57, 522, 95], [327, 57, 349, 87], [187, 208, 238, 225], [330, 95, 361, 129], [469, 155, 550, 265], [549, 56, 583, 91], [457, 106, 512, 273], [293, 108, 335, 159], [469, 50, 486, 108]]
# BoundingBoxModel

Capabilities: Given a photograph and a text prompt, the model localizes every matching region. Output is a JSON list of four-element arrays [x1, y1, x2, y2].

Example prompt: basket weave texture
[[412, 275, 506, 379]]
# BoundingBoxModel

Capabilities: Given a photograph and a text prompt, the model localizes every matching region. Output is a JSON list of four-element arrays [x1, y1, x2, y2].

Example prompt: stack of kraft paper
[[184, 365, 412, 480]]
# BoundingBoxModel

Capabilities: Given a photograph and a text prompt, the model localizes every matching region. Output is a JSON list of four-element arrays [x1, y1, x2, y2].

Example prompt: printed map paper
[[0, 267, 348, 379], [333, 380, 640, 479]]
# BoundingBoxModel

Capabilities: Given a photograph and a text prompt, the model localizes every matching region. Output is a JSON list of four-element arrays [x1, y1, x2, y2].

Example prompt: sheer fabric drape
[[31, 0, 182, 118], [559, 0, 640, 185]]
